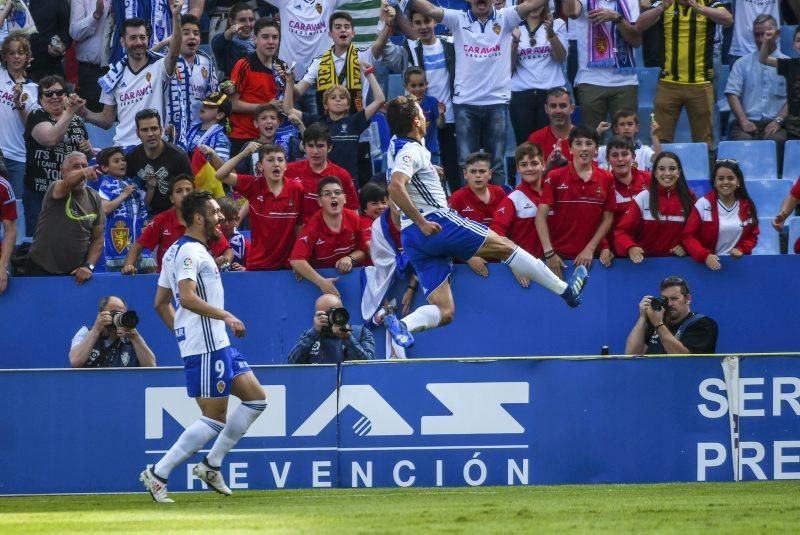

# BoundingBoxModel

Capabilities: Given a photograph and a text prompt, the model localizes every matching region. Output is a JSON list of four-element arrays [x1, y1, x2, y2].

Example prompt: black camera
[[110, 310, 139, 329], [649, 297, 669, 312], [326, 307, 350, 328]]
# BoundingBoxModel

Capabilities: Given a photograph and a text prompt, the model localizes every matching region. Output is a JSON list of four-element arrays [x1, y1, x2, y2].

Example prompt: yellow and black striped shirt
[[661, 1, 727, 84]]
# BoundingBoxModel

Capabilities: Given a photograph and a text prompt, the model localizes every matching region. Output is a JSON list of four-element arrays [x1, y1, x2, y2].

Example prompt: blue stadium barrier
[[717, 140, 778, 180], [788, 217, 800, 254], [747, 179, 793, 217], [3, 354, 797, 494], [2, 256, 799, 369], [780, 25, 799, 58], [661, 142, 710, 181], [752, 217, 781, 255], [781, 140, 800, 180]]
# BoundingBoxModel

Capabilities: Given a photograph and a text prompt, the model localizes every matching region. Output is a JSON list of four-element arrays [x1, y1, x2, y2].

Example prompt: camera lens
[[111, 311, 139, 329]]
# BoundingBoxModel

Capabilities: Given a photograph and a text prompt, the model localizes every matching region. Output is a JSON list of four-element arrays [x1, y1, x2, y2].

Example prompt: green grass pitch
[[2, 482, 798, 533]]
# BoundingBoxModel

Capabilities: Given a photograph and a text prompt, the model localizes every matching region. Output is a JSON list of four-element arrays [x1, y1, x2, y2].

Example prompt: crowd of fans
[[1, 0, 800, 298]]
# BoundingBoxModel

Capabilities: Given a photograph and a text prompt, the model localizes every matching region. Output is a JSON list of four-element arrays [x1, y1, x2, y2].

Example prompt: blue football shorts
[[184, 346, 252, 398], [401, 209, 488, 298]]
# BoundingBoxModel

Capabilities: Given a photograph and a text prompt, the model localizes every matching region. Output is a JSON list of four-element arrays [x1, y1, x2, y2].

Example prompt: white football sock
[[401, 305, 442, 333], [205, 400, 267, 467], [153, 416, 223, 480], [503, 246, 567, 294]]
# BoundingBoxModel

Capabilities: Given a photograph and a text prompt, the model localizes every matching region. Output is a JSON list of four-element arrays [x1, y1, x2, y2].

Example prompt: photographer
[[69, 296, 156, 368], [288, 294, 375, 365], [625, 276, 718, 355]]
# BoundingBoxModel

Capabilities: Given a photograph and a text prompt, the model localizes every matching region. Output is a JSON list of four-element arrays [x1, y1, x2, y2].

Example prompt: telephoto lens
[[110, 311, 139, 329]]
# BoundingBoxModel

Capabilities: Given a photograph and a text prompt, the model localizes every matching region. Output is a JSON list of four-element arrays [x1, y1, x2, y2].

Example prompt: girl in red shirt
[[614, 151, 695, 263], [682, 160, 759, 270]]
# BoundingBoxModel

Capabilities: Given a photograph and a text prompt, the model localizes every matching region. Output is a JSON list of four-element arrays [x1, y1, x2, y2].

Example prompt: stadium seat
[[687, 179, 712, 199], [387, 74, 404, 100], [661, 142, 710, 181], [781, 140, 800, 180], [752, 217, 781, 255], [746, 179, 793, 217], [715, 64, 730, 136], [637, 68, 660, 106], [780, 25, 799, 58], [85, 122, 117, 151], [788, 217, 800, 254], [717, 140, 778, 180], [638, 105, 653, 144]]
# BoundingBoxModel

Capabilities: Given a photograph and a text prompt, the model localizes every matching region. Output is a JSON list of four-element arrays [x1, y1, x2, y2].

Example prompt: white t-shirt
[[597, 144, 654, 171], [715, 199, 744, 254], [176, 53, 219, 126], [510, 18, 567, 92], [573, 0, 640, 87], [268, 0, 344, 79], [729, 0, 780, 58], [158, 236, 231, 358], [100, 56, 172, 147], [391, 138, 448, 229], [0, 67, 39, 162], [441, 6, 522, 105], [419, 39, 454, 123]]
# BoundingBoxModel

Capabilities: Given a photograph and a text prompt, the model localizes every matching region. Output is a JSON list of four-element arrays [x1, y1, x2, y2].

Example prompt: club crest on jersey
[[145, 72, 152, 82], [315, 3, 322, 13], [217, 380, 225, 394], [201, 67, 208, 79], [493, 23, 501, 35], [402, 155, 412, 164], [183, 258, 192, 267], [111, 220, 130, 254], [20, 93, 28, 103], [120, 350, 131, 366]]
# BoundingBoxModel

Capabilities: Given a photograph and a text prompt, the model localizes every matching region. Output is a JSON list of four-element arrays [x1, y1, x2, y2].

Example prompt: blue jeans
[[453, 103, 508, 185], [22, 188, 44, 238], [5, 158, 24, 198]]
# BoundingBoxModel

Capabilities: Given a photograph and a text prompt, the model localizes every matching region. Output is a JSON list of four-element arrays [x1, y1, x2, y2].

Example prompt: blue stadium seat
[[746, 179, 793, 217], [782, 140, 800, 180], [780, 25, 799, 58], [661, 142, 710, 181], [788, 217, 800, 254], [715, 64, 731, 136], [637, 68, 660, 106], [687, 179, 712, 199], [717, 140, 778, 180], [752, 217, 781, 255], [387, 74, 404, 100], [638, 105, 653, 144], [85, 122, 117, 151], [641, 106, 693, 144]]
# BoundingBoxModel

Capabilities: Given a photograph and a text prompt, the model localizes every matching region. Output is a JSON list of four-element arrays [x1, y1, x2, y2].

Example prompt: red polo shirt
[[490, 182, 546, 258], [289, 208, 367, 268], [448, 184, 507, 226], [527, 126, 573, 162], [284, 159, 359, 223], [235, 174, 304, 270], [540, 164, 616, 258], [137, 207, 231, 270], [0, 177, 17, 257]]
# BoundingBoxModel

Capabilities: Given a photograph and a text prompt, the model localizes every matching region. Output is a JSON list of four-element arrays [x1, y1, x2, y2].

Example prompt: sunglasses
[[43, 89, 66, 98]]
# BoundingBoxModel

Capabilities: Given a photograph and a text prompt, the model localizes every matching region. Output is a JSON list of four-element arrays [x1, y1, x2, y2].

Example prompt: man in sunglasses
[[625, 275, 718, 355]]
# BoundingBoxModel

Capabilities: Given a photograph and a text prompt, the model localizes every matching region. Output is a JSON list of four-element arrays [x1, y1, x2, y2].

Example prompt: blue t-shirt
[[186, 123, 231, 161], [420, 95, 440, 154], [97, 175, 151, 264]]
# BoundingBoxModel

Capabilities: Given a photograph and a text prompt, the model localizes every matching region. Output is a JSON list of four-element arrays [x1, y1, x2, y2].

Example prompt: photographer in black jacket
[[625, 276, 718, 355], [69, 295, 156, 367], [288, 294, 375, 364]]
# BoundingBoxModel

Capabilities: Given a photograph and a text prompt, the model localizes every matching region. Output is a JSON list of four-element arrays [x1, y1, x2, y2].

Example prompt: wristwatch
[[84, 262, 95, 272], [776, 116, 785, 125]]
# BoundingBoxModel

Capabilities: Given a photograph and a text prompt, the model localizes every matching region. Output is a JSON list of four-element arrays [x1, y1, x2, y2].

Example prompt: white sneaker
[[193, 460, 232, 496], [140, 468, 174, 503]]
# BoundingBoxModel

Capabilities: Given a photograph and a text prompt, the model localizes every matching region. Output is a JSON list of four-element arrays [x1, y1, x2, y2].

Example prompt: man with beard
[[526, 87, 575, 169], [80, 0, 184, 149], [625, 275, 718, 355], [143, 190, 267, 503]]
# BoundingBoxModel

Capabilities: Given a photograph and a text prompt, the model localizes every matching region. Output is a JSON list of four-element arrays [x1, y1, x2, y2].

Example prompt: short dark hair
[[254, 18, 280, 36], [386, 95, 419, 137], [217, 196, 240, 218], [464, 151, 492, 169], [359, 182, 388, 211], [568, 124, 599, 146], [605, 135, 635, 155], [408, 7, 432, 21], [329, 11, 353, 28], [660, 276, 690, 296], [180, 14, 200, 27], [257, 143, 286, 163], [181, 190, 215, 226], [168, 173, 195, 196], [135, 108, 162, 129], [612, 109, 639, 126], [546, 86, 572, 102], [37, 75, 67, 100], [122, 17, 149, 37], [317, 175, 343, 196], [403, 66, 426, 85], [515, 142, 542, 163], [303, 122, 333, 146], [97, 146, 125, 168], [254, 102, 283, 121]]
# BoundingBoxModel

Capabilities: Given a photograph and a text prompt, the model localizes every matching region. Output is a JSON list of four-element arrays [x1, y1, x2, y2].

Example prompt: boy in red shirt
[[211, 142, 305, 270], [122, 175, 233, 273], [289, 176, 368, 297], [285, 123, 360, 223], [536, 126, 615, 280], [448, 151, 507, 277]]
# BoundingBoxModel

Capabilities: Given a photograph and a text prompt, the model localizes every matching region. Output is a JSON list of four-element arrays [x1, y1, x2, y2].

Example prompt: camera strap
[[674, 313, 706, 341]]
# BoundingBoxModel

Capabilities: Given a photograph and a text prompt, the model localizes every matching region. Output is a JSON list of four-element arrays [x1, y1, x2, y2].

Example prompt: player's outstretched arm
[[178, 278, 246, 336], [388, 171, 441, 236], [154, 286, 176, 331]]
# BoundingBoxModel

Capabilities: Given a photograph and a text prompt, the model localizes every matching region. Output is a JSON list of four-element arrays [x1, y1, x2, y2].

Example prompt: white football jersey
[[390, 138, 448, 230]]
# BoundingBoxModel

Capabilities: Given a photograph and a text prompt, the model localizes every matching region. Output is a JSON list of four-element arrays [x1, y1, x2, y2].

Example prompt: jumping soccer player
[[384, 96, 588, 348], [142, 191, 267, 503]]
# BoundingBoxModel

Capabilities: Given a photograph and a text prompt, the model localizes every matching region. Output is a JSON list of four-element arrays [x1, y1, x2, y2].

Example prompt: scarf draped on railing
[[586, 0, 635, 74]]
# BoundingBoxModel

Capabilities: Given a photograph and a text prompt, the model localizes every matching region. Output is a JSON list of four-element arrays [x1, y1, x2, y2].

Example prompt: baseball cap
[[200, 92, 232, 116]]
